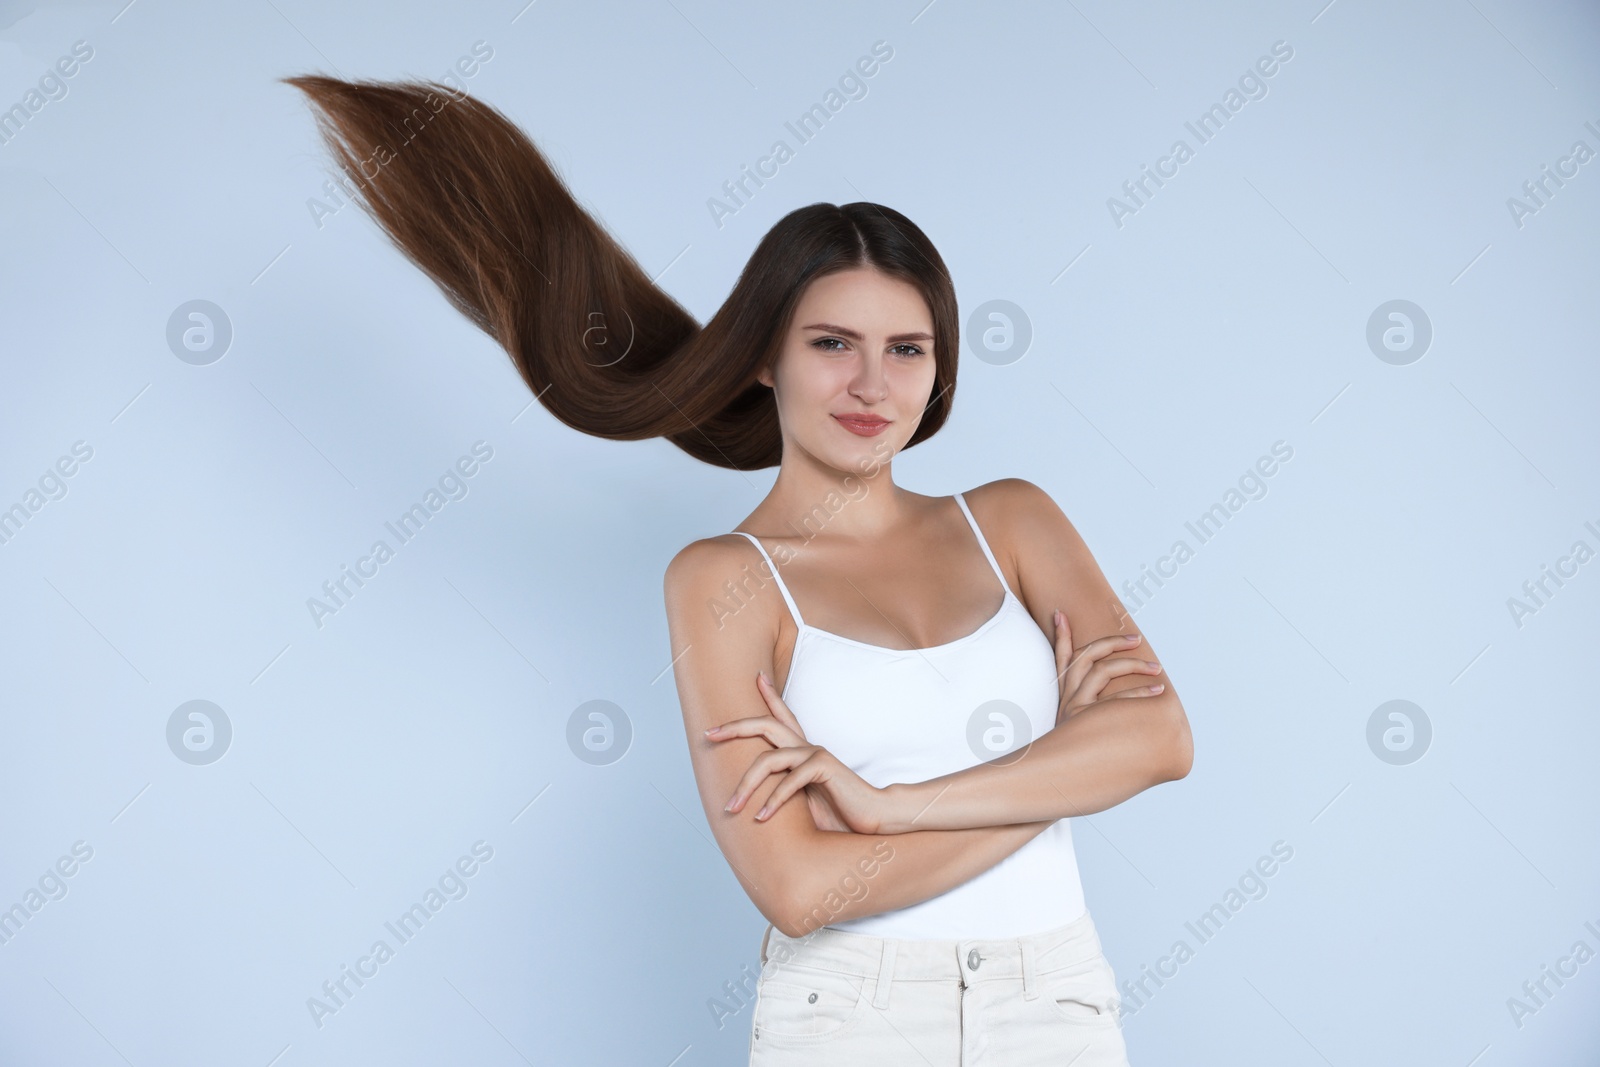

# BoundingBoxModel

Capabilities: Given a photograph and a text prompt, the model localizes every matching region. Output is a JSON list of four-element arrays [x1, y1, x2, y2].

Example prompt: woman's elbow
[[1158, 698, 1194, 781], [770, 881, 838, 940], [763, 897, 818, 940], [747, 860, 819, 939]]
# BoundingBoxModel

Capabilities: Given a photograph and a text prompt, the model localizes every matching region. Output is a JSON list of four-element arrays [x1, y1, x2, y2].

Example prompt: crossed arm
[[664, 479, 1192, 938], [713, 689, 1184, 939]]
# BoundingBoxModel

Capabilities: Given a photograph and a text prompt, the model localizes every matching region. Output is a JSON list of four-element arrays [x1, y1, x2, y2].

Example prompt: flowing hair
[[281, 75, 959, 470]]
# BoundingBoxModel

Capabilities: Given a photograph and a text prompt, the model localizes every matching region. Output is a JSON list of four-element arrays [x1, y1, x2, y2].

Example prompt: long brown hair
[[282, 75, 959, 470]]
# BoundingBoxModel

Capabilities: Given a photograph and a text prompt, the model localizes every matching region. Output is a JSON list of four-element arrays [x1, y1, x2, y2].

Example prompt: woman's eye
[[811, 338, 924, 357]]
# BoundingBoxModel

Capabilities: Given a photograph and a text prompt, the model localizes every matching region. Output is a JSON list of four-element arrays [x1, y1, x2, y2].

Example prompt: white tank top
[[735, 492, 1088, 940]]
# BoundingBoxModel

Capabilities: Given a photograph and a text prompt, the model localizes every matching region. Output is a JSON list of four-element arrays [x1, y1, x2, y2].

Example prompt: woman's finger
[[1059, 631, 1144, 697], [755, 671, 809, 744], [1096, 683, 1166, 699], [704, 715, 801, 748], [1051, 609, 1074, 681], [1061, 655, 1162, 719], [1078, 656, 1162, 701], [1064, 631, 1142, 677], [754, 755, 823, 821], [724, 745, 811, 813], [805, 786, 852, 832]]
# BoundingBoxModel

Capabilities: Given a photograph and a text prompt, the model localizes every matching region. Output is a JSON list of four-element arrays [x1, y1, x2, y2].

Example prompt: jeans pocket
[[1040, 954, 1122, 1028], [752, 962, 869, 1045]]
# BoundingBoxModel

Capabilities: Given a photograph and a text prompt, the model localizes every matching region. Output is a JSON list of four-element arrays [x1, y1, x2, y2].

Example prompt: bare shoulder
[[963, 477, 1059, 522], [662, 533, 762, 615], [962, 477, 1114, 625], [961, 477, 1078, 557], [663, 533, 742, 587]]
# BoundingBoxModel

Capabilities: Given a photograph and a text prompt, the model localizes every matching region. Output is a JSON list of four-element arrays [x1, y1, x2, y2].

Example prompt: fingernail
[[1053, 609, 1061, 625], [704, 727, 718, 735], [756, 805, 770, 819], [1150, 683, 1164, 693], [724, 798, 736, 811], [1147, 661, 1161, 670], [1124, 634, 1141, 643]]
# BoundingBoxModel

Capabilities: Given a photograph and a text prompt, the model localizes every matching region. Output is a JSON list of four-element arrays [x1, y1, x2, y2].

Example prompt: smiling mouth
[[833, 414, 890, 436]]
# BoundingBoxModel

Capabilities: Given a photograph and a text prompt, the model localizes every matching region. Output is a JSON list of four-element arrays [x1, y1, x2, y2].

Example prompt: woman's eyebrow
[[801, 322, 934, 343]]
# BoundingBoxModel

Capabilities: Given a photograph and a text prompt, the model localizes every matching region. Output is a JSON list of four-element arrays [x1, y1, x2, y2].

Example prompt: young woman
[[286, 75, 1192, 1066]]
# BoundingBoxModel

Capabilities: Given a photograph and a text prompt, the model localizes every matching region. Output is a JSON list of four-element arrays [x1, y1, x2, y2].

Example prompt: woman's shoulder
[[960, 477, 1060, 525], [664, 531, 758, 580], [661, 532, 785, 648], [960, 478, 1090, 570], [661, 531, 779, 616]]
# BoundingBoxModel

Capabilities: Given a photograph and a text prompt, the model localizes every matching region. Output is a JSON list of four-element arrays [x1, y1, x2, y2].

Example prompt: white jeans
[[749, 909, 1132, 1065]]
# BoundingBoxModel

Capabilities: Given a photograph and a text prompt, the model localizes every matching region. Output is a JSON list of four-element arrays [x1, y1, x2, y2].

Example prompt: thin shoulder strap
[[733, 532, 806, 629], [953, 492, 1009, 593]]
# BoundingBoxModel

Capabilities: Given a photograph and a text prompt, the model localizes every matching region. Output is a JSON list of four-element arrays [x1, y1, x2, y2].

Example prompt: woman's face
[[759, 267, 938, 475]]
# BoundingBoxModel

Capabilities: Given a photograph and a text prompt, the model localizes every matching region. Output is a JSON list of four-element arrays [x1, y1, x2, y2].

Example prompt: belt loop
[[1021, 937, 1038, 1000], [872, 939, 897, 1009], [760, 923, 773, 966]]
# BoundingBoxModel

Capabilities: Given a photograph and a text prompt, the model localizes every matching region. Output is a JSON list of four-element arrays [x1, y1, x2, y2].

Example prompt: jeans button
[[967, 948, 982, 970]]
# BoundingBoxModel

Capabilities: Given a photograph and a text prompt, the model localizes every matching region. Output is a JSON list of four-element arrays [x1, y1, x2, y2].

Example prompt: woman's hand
[[1051, 608, 1164, 725], [705, 672, 893, 834], [742, 672, 852, 832]]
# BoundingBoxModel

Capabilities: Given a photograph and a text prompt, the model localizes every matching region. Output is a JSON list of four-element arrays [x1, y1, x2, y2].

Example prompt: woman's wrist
[[880, 780, 934, 834]]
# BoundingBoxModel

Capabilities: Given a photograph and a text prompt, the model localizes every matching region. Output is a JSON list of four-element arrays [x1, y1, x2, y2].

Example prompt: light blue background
[[2, 0, 1597, 1063]]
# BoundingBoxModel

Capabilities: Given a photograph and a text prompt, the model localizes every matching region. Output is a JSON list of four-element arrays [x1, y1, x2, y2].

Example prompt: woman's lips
[[833, 414, 889, 437]]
